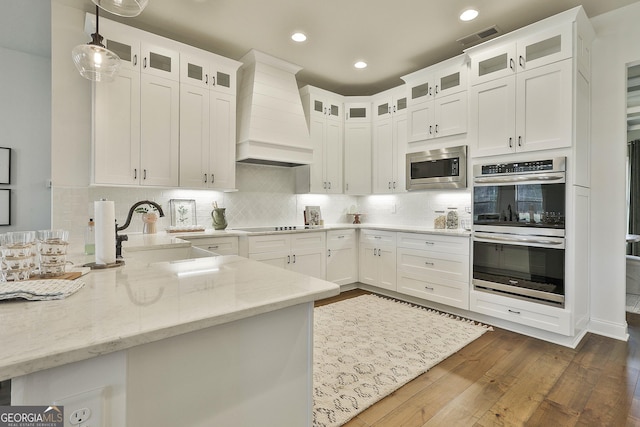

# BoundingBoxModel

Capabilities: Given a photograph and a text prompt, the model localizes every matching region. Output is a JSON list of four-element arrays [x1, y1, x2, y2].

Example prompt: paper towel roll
[[94, 200, 116, 265]]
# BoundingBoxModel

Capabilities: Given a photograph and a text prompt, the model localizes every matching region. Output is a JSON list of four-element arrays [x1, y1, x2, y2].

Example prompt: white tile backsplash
[[52, 164, 471, 248]]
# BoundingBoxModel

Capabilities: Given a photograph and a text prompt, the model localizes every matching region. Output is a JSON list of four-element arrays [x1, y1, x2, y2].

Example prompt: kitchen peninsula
[[3, 239, 339, 426]]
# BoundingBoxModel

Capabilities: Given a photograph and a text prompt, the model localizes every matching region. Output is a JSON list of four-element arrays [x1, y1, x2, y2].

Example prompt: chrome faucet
[[115, 200, 165, 259]]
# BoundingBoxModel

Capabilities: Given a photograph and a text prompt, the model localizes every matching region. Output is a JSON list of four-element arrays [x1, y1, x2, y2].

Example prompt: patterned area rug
[[313, 294, 492, 427]]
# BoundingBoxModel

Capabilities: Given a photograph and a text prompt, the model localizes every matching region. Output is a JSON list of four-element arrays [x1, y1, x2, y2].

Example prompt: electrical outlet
[[69, 408, 91, 425], [54, 386, 106, 427]]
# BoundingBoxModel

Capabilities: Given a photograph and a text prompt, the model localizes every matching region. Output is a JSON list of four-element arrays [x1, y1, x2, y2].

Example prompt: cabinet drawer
[[189, 236, 238, 255], [291, 231, 326, 250], [397, 232, 469, 255], [470, 290, 571, 335], [360, 229, 396, 246], [397, 248, 469, 282], [248, 234, 291, 254], [397, 270, 468, 310], [327, 229, 356, 249]]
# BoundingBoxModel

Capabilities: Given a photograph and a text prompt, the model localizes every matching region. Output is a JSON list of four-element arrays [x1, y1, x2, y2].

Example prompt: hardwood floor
[[316, 290, 640, 426]]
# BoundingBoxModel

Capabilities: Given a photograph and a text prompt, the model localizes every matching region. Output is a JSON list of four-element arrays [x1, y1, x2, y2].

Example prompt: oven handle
[[473, 172, 565, 185], [473, 232, 565, 248]]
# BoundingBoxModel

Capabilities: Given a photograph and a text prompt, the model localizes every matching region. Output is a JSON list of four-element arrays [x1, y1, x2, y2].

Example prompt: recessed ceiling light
[[460, 9, 479, 21], [354, 61, 367, 69], [291, 32, 307, 42]]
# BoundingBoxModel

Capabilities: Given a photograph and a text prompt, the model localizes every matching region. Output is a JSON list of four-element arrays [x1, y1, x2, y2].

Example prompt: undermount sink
[[122, 246, 217, 263]]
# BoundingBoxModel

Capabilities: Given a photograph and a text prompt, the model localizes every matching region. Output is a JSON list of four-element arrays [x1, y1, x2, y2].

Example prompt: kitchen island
[[2, 246, 339, 426]]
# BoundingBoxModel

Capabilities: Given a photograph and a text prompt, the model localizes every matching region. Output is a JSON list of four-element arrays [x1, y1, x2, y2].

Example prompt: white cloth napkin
[[0, 279, 85, 301]]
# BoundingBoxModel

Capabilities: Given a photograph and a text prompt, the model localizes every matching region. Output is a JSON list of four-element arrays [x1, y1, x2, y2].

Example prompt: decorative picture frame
[[169, 199, 197, 226], [0, 189, 10, 225], [0, 147, 10, 184], [305, 206, 322, 226]]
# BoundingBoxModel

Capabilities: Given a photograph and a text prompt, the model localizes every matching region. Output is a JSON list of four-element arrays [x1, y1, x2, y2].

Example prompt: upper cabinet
[[371, 87, 408, 193], [401, 55, 468, 143], [297, 86, 344, 194], [90, 14, 240, 189], [94, 22, 179, 187], [344, 99, 372, 195], [466, 7, 594, 164], [179, 52, 240, 190]]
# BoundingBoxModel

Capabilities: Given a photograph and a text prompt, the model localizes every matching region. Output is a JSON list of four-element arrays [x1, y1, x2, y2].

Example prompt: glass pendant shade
[[91, 0, 149, 17], [72, 37, 121, 82]]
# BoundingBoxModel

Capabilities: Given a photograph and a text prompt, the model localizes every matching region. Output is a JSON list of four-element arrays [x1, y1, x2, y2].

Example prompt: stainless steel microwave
[[406, 145, 467, 190]]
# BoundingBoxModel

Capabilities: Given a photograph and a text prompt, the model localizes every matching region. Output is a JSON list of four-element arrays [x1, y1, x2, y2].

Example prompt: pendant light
[[71, 5, 121, 82], [91, 0, 149, 18]]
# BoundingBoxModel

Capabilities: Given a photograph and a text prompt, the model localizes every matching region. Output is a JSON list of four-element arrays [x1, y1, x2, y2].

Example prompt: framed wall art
[[0, 189, 10, 225], [169, 199, 197, 226], [0, 147, 10, 184]]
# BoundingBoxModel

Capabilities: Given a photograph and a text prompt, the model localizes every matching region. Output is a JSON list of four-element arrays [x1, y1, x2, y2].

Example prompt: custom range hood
[[236, 50, 313, 167]]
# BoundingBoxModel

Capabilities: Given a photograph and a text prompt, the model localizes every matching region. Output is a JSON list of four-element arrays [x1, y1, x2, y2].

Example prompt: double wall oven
[[472, 157, 566, 307]]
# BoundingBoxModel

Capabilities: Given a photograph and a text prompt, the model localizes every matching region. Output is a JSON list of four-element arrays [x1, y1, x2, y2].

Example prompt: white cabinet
[[326, 229, 358, 285], [396, 232, 470, 310], [179, 53, 240, 190], [247, 232, 326, 279], [470, 25, 572, 86], [297, 86, 343, 194], [185, 236, 239, 255], [372, 87, 408, 193], [93, 20, 178, 187], [470, 55, 573, 157], [358, 230, 396, 291], [401, 55, 468, 143], [468, 18, 583, 158], [344, 100, 372, 195]]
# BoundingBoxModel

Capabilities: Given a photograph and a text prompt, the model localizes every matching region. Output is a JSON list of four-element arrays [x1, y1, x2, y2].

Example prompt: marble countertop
[[0, 254, 339, 382]]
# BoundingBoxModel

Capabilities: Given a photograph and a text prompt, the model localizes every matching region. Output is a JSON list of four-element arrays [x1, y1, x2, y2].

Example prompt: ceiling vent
[[457, 25, 501, 47]]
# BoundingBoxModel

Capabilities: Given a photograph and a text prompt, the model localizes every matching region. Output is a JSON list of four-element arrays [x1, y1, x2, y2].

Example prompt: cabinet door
[[434, 63, 467, 98], [377, 246, 397, 291], [372, 117, 394, 193], [408, 80, 434, 105], [324, 119, 343, 193], [407, 100, 435, 142], [434, 91, 467, 138], [94, 66, 141, 185], [189, 236, 238, 255], [140, 74, 179, 186], [470, 42, 517, 86], [516, 25, 572, 72], [291, 247, 326, 279], [103, 33, 140, 72], [392, 110, 408, 193], [345, 102, 371, 123], [358, 244, 378, 285], [344, 122, 372, 195], [516, 60, 572, 153], [210, 62, 236, 96], [308, 114, 326, 193], [180, 54, 209, 88], [470, 76, 517, 158], [209, 92, 236, 190], [179, 83, 209, 188], [326, 246, 357, 285], [141, 42, 179, 81]]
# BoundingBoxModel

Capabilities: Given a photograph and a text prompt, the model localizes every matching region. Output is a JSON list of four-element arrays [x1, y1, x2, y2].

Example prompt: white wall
[[589, 2, 640, 340], [0, 2, 51, 232]]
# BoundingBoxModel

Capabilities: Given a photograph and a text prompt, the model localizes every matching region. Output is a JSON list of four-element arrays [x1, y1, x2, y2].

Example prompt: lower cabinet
[[247, 232, 326, 280], [326, 229, 358, 285], [358, 230, 397, 291], [396, 232, 470, 309]]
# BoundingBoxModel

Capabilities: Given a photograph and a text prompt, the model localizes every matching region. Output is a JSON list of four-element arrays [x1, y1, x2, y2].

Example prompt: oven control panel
[[480, 160, 555, 175]]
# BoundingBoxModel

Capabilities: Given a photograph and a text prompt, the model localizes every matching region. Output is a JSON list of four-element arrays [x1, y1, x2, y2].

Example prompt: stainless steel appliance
[[472, 157, 566, 307], [406, 145, 467, 190]]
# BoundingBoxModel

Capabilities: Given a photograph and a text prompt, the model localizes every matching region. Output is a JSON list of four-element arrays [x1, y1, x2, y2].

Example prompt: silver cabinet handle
[[393, 181, 396, 189], [337, 235, 345, 239], [509, 137, 513, 148], [435, 124, 439, 134], [212, 75, 216, 86], [373, 248, 377, 256], [207, 245, 219, 249], [143, 169, 147, 180], [211, 174, 215, 183], [519, 55, 524, 68], [134, 168, 137, 180], [429, 125, 433, 135], [287, 255, 291, 264], [425, 261, 434, 266], [508, 309, 521, 315], [388, 181, 392, 189], [435, 84, 439, 95], [518, 136, 522, 147], [293, 254, 296, 263], [133, 54, 137, 66], [425, 241, 434, 245], [374, 236, 382, 239], [424, 286, 434, 291], [205, 74, 208, 85], [328, 249, 331, 257], [509, 57, 515, 70], [378, 249, 381, 257], [204, 174, 207, 183], [143, 57, 147, 69]]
